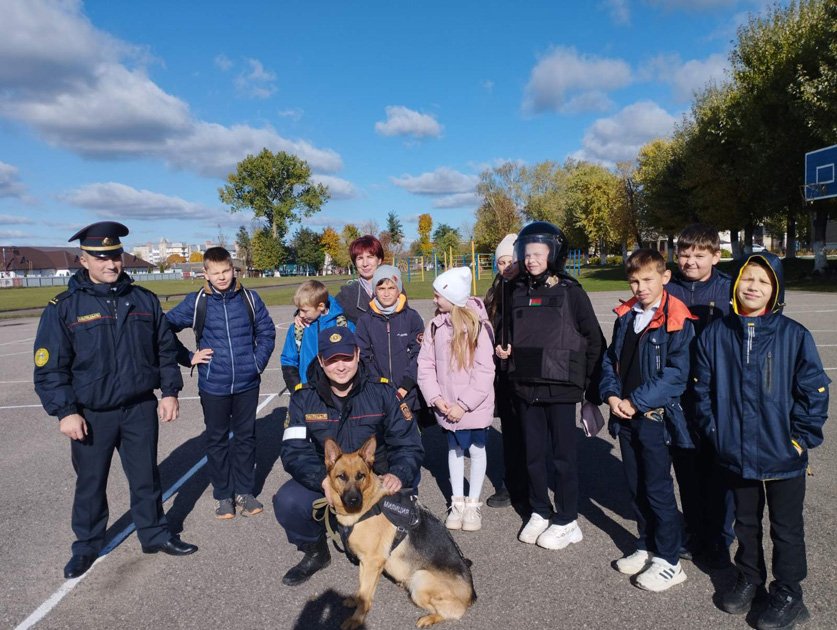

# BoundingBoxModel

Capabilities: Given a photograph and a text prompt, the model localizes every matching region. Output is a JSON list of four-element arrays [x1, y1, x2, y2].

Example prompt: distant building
[[131, 237, 212, 265], [0, 246, 153, 279]]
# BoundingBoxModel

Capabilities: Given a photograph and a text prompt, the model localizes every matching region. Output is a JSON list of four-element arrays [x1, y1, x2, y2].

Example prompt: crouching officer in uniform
[[274, 326, 423, 586], [33, 221, 198, 580]]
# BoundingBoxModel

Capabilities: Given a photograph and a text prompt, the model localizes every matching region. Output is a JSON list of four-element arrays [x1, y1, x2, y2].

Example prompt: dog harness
[[337, 490, 420, 557]]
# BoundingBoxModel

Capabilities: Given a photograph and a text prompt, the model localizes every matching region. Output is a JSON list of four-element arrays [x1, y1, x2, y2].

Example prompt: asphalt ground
[[1, 290, 835, 630]]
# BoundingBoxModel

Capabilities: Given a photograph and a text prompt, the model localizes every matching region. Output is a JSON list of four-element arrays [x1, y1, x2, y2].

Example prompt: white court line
[[0, 336, 35, 346], [0, 393, 287, 412], [15, 391, 283, 630], [0, 350, 33, 358]]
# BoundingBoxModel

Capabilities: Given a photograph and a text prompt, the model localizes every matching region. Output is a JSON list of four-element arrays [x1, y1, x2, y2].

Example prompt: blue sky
[[0, 0, 780, 250]]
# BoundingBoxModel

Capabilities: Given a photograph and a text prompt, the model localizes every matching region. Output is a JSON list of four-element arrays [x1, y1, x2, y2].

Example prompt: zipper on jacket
[[745, 322, 755, 364], [386, 320, 393, 380], [223, 294, 235, 394], [707, 301, 715, 325], [764, 352, 773, 394]]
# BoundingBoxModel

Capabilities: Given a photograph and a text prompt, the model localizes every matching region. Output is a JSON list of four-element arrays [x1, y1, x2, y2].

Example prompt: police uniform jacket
[[693, 253, 831, 480], [508, 272, 605, 404], [280, 363, 423, 493], [33, 270, 183, 418]]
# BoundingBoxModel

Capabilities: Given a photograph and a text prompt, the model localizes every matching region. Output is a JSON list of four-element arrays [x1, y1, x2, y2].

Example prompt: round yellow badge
[[34, 348, 50, 367], [329, 333, 342, 343]]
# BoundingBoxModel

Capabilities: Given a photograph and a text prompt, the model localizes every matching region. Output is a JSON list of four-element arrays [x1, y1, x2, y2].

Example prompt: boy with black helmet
[[498, 221, 605, 550]]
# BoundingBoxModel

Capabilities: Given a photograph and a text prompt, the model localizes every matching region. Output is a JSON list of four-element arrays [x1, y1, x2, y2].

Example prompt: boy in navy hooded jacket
[[694, 253, 830, 628]]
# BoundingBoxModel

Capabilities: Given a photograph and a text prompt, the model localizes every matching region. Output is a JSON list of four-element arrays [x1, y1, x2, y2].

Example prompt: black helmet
[[515, 221, 569, 274]]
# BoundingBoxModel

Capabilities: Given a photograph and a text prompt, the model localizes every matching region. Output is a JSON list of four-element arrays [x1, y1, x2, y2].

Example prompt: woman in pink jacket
[[418, 266, 496, 532]]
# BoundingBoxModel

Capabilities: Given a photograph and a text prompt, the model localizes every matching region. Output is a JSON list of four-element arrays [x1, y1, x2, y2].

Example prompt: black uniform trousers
[[199, 387, 259, 500], [617, 417, 681, 566], [70, 396, 170, 555], [518, 400, 578, 526], [496, 372, 528, 504], [672, 440, 735, 551], [726, 472, 806, 597]]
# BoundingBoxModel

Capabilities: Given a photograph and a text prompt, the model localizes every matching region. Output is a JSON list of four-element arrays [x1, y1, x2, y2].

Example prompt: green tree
[[290, 227, 326, 272], [251, 228, 283, 271], [385, 211, 404, 253], [433, 224, 461, 260], [219, 149, 329, 241], [565, 163, 619, 265]]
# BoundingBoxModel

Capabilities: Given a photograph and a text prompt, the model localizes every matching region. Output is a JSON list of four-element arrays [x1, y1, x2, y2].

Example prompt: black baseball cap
[[317, 326, 357, 360]]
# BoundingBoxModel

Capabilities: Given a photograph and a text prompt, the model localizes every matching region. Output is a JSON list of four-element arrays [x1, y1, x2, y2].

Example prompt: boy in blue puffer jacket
[[166, 247, 276, 519], [280, 280, 353, 390], [694, 253, 830, 629]]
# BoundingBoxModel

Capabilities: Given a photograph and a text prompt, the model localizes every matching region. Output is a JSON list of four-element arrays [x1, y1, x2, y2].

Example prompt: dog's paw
[[416, 613, 444, 628], [342, 595, 358, 608], [341, 616, 365, 630]]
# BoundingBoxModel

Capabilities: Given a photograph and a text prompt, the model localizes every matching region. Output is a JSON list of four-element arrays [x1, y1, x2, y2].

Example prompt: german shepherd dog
[[324, 436, 476, 629]]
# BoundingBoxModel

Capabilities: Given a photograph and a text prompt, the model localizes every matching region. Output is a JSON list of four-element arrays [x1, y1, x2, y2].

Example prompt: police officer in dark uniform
[[33, 221, 198, 579], [274, 326, 423, 586]]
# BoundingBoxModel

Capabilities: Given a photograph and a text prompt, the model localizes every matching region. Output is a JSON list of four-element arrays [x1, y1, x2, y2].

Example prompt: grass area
[[2, 258, 833, 315]]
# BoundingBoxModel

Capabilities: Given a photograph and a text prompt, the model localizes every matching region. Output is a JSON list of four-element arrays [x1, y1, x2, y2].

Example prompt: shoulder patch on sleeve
[[34, 347, 50, 367]]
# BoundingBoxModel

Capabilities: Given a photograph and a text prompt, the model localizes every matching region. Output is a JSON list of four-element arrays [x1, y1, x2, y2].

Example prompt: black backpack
[[192, 286, 256, 346]]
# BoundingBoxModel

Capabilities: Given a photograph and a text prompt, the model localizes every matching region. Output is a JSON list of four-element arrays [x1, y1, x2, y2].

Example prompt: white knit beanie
[[433, 266, 472, 307], [495, 233, 517, 262]]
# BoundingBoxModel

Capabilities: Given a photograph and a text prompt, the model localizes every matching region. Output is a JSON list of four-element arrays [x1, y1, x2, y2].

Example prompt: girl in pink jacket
[[418, 267, 496, 532]]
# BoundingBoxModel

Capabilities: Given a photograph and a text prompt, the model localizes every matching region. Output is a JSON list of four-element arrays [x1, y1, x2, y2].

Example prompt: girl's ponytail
[[449, 304, 480, 371]]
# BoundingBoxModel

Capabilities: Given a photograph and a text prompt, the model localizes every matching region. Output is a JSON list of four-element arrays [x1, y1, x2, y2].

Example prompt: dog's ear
[[359, 435, 377, 466], [324, 439, 342, 470]]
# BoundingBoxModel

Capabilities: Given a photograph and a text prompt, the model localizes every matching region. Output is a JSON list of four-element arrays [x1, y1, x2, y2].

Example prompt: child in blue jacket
[[355, 265, 425, 416], [166, 247, 276, 519], [694, 253, 830, 628], [599, 248, 695, 593], [280, 280, 353, 390]]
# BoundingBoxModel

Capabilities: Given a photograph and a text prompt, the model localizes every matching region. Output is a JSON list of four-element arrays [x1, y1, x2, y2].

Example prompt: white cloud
[[278, 107, 304, 121], [433, 193, 481, 209], [601, 0, 631, 24], [0, 230, 27, 239], [311, 174, 359, 200], [375, 106, 443, 138], [523, 47, 632, 114], [0, 2, 342, 179], [577, 101, 677, 164], [482, 80, 494, 93], [61, 182, 216, 220], [0, 162, 27, 199], [214, 53, 233, 71], [391, 167, 478, 195], [0, 213, 35, 225], [641, 53, 729, 101], [234, 58, 277, 99]]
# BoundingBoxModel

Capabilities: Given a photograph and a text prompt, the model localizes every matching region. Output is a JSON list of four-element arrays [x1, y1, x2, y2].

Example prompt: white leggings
[[448, 444, 487, 500]]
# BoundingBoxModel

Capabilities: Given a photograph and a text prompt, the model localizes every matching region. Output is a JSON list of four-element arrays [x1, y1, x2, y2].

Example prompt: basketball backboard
[[804, 144, 837, 201]]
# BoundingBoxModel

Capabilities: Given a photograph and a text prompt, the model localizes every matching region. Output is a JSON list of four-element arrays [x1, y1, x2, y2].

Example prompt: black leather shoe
[[720, 572, 760, 614], [64, 554, 96, 579], [142, 536, 198, 556], [282, 537, 331, 586], [757, 586, 809, 629]]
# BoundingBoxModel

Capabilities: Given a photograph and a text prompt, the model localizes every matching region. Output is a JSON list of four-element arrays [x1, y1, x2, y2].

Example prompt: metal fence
[[0, 272, 180, 289]]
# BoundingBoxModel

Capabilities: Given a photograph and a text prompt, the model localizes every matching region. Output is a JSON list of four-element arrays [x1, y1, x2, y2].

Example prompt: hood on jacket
[[732, 252, 784, 315], [369, 292, 408, 315], [69, 268, 133, 297]]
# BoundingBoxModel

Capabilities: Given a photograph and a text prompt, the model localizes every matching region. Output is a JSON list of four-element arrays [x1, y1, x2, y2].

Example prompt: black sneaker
[[214, 498, 235, 520], [486, 486, 511, 508], [235, 493, 264, 516], [720, 572, 759, 615], [757, 586, 810, 630]]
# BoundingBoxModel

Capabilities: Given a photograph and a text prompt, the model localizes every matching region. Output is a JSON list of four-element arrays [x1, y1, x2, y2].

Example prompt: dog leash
[[311, 498, 343, 548]]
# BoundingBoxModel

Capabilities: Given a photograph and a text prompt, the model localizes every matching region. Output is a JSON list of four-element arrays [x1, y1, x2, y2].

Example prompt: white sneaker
[[518, 513, 550, 544], [634, 558, 687, 592], [461, 498, 482, 531], [536, 520, 583, 550], [445, 497, 465, 530], [615, 550, 654, 575]]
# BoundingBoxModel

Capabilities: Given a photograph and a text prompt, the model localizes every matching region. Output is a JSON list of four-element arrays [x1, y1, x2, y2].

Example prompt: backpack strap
[[192, 288, 208, 346]]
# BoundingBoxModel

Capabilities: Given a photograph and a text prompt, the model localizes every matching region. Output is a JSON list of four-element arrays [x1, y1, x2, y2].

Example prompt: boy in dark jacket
[[355, 265, 425, 416], [666, 224, 734, 563], [694, 254, 830, 628], [167, 247, 276, 519], [599, 248, 695, 592]]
